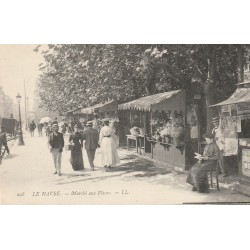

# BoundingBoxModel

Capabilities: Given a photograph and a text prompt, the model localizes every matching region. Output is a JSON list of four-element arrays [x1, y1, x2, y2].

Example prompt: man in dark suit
[[29, 120, 36, 137], [82, 121, 99, 171], [48, 124, 64, 176]]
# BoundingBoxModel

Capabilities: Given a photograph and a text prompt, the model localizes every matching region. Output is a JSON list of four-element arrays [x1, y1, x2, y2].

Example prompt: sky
[[0, 44, 45, 110]]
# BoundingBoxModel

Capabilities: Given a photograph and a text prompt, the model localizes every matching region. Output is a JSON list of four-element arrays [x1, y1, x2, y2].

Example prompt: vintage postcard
[[1, 44, 250, 205]]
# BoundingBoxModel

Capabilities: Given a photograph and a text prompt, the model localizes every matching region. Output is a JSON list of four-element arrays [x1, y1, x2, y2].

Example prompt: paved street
[[1, 130, 250, 205]]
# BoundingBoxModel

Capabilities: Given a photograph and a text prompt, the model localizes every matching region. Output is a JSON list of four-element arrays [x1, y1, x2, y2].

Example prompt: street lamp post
[[16, 93, 25, 146]]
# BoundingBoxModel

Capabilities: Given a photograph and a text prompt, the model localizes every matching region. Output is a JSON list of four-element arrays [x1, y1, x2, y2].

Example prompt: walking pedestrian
[[29, 120, 36, 137], [37, 122, 43, 137], [67, 122, 73, 133], [81, 121, 99, 171], [45, 122, 52, 136], [69, 124, 84, 171], [60, 119, 68, 135], [99, 118, 120, 168], [48, 123, 64, 176], [92, 113, 99, 130], [211, 116, 227, 177]]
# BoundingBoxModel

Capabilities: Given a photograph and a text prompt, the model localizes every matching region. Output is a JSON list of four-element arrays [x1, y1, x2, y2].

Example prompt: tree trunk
[[145, 65, 156, 95], [237, 45, 244, 83], [204, 45, 218, 133]]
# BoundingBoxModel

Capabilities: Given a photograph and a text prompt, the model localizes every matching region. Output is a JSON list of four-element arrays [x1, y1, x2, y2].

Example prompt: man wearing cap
[[48, 123, 64, 176], [82, 121, 99, 171], [211, 117, 227, 177]]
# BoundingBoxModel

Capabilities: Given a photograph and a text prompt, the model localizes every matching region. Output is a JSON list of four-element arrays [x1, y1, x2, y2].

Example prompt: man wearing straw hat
[[48, 123, 64, 176], [211, 116, 227, 177]]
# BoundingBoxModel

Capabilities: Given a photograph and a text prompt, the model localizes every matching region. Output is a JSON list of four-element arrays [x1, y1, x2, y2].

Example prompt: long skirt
[[100, 137, 120, 166], [186, 160, 216, 192], [70, 147, 84, 171]]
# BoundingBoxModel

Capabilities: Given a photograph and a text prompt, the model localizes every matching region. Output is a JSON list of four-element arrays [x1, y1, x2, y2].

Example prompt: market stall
[[98, 101, 118, 119], [118, 89, 204, 170], [66, 107, 82, 124], [66, 103, 106, 126], [66, 101, 120, 134], [211, 72, 250, 196]]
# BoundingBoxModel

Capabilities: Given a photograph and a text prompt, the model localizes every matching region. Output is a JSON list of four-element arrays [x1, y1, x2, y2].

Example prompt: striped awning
[[118, 89, 183, 111], [73, 101, 115, 115], [211, 87, 250, 107]]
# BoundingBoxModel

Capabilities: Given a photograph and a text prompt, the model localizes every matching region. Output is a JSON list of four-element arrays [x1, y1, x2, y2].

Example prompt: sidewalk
[[1, 131, 250, 204], [122, 146, 242, 192]]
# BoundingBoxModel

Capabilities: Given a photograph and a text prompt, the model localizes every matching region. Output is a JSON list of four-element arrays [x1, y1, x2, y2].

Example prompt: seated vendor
[[129, 126, 140, 136], [186, 132, 219, 193]]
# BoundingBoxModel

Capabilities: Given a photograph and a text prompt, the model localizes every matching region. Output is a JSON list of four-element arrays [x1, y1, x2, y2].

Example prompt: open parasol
[[39, 117, 51, 123]]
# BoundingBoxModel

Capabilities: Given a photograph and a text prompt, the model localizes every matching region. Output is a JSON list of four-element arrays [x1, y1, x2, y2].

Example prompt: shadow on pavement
[[105, 159, 172, 177], [4, 154, 19, 160], [62, 173, 90, 178], [56, 156, 175, 185]]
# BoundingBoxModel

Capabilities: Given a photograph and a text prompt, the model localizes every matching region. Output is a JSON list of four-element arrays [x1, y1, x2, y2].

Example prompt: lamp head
[[16, 93, 22, 104]]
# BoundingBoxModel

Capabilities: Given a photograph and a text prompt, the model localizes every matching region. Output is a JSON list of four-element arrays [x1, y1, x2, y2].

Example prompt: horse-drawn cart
[[0, 117, 19, 137]]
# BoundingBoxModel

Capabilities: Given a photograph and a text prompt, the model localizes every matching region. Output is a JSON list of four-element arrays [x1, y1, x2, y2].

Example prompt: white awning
[[211, 87, 250, 107], [118, 90, 183, 111]]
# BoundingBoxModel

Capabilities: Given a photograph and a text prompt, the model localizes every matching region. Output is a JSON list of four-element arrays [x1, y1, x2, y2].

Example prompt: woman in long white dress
[[99, 119, 120, 168]]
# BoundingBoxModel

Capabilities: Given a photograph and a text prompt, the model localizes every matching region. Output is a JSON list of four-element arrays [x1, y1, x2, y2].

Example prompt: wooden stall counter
[[126, 134, 144, 153]]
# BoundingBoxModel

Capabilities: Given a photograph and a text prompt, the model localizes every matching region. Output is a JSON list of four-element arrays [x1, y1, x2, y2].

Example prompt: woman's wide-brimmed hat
[[74, 124, 78, 128]]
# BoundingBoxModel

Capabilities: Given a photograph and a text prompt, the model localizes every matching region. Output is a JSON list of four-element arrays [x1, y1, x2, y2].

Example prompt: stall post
[[150, 110, 153, 159]]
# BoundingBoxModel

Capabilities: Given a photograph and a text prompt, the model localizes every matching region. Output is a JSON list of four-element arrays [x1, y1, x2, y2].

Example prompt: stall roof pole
[[144, 112, 146, 134], [150, 111, 153, 135], [130, 110, 132, 128]]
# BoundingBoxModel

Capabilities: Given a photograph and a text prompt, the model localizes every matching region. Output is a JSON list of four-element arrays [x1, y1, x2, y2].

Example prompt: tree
[[35, 44, 250, 133], [0, 86, 17, 118]]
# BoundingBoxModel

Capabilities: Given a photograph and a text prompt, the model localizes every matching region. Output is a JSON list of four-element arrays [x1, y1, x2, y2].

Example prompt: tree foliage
[[0, 86, 16, 118], [35, 44, 250, 114]]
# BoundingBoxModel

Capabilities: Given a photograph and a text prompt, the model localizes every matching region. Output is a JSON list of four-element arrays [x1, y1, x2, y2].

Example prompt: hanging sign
[[223, 138, 238, 156], [221, 105, 231, 117], [237, 103, 250, 115], [221, 117, 238, 156]]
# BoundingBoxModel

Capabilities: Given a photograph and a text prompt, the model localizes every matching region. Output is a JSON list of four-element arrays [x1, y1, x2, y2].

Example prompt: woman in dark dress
[[187, 132, 219, 193], [69, 124, 84, 171]]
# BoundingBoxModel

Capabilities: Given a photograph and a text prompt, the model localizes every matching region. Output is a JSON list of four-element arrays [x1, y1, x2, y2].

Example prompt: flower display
[[150, 111, 184, 145]]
